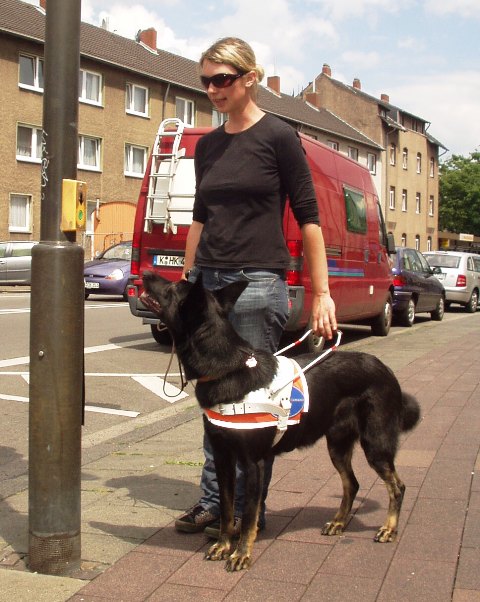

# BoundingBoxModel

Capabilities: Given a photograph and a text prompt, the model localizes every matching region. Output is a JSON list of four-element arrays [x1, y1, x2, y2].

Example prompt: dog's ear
[[213, 281, 249, 314]]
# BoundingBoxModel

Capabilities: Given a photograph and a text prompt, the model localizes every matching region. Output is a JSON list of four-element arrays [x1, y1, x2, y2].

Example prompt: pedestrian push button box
[[61, 179, 87, 232]]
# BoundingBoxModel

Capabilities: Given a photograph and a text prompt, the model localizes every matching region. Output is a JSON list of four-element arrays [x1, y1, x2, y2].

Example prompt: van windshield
[[424, 255, 460, 269]]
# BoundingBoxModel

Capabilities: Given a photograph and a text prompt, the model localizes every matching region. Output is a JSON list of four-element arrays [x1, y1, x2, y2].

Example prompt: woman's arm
[[181, 220, 204, 279], [301, 223, 337, 340]]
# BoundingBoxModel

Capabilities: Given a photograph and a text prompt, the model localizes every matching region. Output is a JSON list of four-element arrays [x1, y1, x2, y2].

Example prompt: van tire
[[465, 289, 478, 313], [306, 329, 325, 355], [150, 324, 172, 346], [370, 294, 392, 337]]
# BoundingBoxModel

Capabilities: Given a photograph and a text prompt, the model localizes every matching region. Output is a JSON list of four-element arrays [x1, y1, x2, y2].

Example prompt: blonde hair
[[200, 37, 264, 84]]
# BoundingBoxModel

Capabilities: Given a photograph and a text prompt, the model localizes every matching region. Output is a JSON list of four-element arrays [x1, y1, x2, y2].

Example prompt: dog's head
[[141, 271, 248, 345]]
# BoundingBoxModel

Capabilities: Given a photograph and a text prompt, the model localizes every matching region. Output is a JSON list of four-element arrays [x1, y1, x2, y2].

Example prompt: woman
[[175, 37, 337, 536]]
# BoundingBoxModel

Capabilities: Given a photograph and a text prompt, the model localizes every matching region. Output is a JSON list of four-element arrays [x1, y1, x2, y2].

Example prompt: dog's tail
[[401, 392, 421, 432]]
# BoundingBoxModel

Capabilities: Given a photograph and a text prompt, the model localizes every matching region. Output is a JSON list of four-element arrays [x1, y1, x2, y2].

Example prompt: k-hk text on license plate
[[153, 255, 185, 267]]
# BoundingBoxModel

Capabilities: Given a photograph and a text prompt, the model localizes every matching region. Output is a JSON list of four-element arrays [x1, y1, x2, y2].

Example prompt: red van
[[127, 118, 395, 352]]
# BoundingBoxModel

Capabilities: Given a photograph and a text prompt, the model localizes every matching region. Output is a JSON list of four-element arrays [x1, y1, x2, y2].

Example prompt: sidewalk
[[1, 313, 479, 601]]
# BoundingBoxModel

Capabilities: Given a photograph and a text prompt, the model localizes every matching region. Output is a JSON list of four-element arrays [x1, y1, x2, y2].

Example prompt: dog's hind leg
[[225, 458, 264, 571], [371, 463, 405, 543], [322, 438, 359, 536]]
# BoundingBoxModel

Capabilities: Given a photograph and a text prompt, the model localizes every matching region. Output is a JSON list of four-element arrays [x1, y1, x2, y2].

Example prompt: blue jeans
[[188, 266, 289, 523]]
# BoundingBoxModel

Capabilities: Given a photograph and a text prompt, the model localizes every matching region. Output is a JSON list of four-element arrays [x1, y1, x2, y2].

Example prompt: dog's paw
[[225, 550, 251, 572], [205, 541, 231, 561], [321, 521, 345, 536], [374, 527, 397, 543]]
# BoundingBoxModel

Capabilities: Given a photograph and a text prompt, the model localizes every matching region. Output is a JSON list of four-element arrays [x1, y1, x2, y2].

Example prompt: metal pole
[[28, 0, 84, 575]]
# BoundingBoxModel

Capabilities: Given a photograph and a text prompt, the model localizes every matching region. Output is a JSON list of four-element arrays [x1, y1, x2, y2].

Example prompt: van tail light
[[455, 274, 467, 287], [393, 274, 406, 287], [286, 240, 303, 286], [131, 235, 141, 278]]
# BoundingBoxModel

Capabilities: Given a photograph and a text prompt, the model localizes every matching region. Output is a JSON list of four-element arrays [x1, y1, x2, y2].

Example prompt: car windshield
[[424, 254, 460, 269], [101, 243, 132, 261]]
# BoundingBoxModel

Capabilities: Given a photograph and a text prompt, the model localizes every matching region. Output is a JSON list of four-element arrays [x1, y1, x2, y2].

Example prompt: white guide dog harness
[[203, 330, 342, 446]]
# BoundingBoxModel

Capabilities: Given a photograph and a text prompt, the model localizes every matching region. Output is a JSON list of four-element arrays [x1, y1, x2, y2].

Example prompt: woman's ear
[[244, 70, 257, 88]]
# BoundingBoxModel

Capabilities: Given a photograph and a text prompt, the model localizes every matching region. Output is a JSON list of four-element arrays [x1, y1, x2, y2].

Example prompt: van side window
[[344, 187, 367, 234]]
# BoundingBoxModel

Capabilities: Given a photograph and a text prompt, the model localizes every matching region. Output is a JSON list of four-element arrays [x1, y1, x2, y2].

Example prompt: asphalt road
[[0, 289, 476, 499]]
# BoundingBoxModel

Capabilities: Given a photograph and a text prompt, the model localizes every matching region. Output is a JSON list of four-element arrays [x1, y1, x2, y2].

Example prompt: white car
[[423, 251, 480, 313]]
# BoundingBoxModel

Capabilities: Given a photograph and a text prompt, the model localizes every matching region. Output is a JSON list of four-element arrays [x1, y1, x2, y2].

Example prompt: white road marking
[[132, 376, 188, 403], [0, 303, 127, 316], [0, 393, 139, 417]]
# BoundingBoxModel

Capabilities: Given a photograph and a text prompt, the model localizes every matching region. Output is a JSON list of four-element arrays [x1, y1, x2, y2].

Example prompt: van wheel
[[431, 296, 445, 321], [399, 298, 416, 327], [150, 324, 172, 346], [306, 329, 325, 355], [465, 289, 478, 313], [371, 294, 392, 336]]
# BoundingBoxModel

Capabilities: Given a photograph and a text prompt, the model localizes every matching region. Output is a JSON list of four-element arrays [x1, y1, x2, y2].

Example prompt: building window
[[416, 152, 422, 173], [416, 193, 421, 214], [19, 54, 44, 91], [427, 237, 432, 251], [212, 110, 227, 127], [429, 157, 435, 177], [389, 143, 396, 165], [78, 135, 101, 171], [348, 146, 359, 161], [327, 140, 339, 151], [175, 97, 195, 126], [9, 194, 32, 233], [79, 69, 102, 105], [402, 148, 408, 170], [126, 83, 149, 116], [124, 144, 147, 177], [401, 189, 407, 212], [415, 235, 420, 250], [389, 186, 396, 210], [401, 233, 407, 247], [16, 124, 42, 162], [429, 195, 434, 216], [367, 153, 376, 175]]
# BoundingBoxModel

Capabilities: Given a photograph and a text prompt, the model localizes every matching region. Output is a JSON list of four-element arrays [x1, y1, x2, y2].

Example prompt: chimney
[[138, 28, 157, 51], [39, 0, 46, 9], [306, 92, 321, 108], [381, 93, 390, 103], [322, 63, 331, 77], [352, 78, 361, 90], [267, 76, 280, 94]]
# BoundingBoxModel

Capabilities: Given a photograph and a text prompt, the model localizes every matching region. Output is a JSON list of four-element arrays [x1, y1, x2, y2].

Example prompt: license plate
[[85, 281, 100, 289], [153, 255, 184, 267]]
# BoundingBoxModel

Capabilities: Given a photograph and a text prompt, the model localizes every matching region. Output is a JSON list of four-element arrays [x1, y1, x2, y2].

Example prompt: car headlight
[[105, 268, 124, 281]]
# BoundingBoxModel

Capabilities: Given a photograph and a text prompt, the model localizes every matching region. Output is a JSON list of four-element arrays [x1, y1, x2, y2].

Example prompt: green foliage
[[439, 151, 480, 235]]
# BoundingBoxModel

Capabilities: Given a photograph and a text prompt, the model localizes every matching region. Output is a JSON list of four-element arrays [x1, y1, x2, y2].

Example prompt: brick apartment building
[[1, 0, 443, 257], [303, 64, 446, 252]]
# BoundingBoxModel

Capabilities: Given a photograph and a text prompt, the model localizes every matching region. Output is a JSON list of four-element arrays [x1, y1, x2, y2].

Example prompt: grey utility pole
[[28, 0, 84, 575]]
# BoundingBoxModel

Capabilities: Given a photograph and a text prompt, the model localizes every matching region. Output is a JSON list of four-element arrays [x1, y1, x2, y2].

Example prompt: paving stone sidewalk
[[1, 314, 479, 601]]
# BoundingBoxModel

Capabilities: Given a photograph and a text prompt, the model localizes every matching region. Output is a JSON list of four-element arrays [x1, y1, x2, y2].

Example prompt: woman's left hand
[[311, 293, 337, 340]]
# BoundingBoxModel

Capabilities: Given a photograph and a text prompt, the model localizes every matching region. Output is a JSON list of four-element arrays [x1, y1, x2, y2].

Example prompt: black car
[[392, 247, 445, 326]]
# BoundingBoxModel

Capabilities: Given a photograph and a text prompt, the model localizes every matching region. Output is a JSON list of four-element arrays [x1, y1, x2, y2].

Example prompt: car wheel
[[431, 296, 445, 321], [371, 294, 392, 336], [399, 298, 416, 327], [306, 327, 325, 355], [150, 324, 172, 346], [465, 289, 478, 313]]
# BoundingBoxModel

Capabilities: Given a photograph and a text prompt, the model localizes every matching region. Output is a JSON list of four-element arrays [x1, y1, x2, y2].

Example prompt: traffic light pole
[[28, 0, 84, 575]]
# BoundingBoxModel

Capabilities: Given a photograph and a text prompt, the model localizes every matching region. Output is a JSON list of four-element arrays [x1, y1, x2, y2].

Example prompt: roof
[[1, 0, 381, 150]]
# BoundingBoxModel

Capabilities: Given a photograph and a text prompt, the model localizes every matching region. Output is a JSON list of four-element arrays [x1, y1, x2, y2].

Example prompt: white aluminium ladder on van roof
[[144, 118, 196, 234]]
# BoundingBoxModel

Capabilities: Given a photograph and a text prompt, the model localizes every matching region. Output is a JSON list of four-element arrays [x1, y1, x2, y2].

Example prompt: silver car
[[0, 241, 37, 285], [423, 251, 480, 313]]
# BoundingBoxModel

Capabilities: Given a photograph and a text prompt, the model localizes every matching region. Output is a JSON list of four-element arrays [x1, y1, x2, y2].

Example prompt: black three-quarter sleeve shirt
[[192, 112, 320, 270]]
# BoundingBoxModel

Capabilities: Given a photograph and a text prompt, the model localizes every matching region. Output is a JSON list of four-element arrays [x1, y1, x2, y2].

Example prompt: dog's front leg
[[226, 458, 264, 572], [205, 443, 236, 562]]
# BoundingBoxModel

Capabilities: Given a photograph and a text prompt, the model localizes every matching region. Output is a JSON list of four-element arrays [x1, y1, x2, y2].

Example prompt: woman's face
[[200, 59, 251, 114]]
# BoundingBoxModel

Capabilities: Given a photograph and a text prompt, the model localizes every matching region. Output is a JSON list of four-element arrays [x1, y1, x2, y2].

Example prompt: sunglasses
[[200, 72, 245, 89]]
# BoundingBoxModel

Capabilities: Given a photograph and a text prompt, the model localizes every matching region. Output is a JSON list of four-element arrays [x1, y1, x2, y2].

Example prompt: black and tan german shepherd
[[141, 272, 420, 572]]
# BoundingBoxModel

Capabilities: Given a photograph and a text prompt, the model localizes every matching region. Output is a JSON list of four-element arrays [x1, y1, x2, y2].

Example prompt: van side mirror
[[386, 232, 396, 254]]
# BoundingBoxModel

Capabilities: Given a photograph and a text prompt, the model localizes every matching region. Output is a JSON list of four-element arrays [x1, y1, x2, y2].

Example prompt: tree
[[439, 151, 480, 235]]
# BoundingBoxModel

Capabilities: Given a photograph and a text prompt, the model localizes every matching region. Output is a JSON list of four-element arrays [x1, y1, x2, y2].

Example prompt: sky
[[26, 0, 480, 158]]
